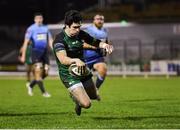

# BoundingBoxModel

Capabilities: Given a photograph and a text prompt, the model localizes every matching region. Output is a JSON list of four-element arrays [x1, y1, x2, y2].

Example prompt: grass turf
[[0, 76, 180, 129]]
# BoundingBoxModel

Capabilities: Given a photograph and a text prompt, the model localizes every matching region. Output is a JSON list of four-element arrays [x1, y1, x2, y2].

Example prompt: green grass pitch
[[0, 76, 180, 129]]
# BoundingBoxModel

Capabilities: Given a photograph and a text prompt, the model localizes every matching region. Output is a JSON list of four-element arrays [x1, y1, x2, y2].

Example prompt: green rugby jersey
[[53, 29, 101, 80]]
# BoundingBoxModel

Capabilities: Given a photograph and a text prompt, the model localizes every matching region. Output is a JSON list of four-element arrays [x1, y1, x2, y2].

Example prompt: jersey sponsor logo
[[72, 41, 78, 45], [69, 80, 75, 85], [37, 33, 47, 40]]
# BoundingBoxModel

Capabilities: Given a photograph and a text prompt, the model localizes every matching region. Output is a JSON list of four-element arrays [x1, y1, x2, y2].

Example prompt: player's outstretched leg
[[69, 83, 91, 116], [69, 93, 82, 115]]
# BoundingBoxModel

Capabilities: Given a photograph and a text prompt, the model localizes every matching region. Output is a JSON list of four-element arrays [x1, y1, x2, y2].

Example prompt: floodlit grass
[[0, 76, 180, 128]]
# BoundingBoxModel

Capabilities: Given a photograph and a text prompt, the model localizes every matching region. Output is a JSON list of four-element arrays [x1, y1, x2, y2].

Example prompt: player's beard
[[95, 23, 103, 29]]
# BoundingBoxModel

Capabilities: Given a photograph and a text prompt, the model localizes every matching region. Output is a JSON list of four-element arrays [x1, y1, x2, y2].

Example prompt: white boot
[[26, 82, 33, 96]]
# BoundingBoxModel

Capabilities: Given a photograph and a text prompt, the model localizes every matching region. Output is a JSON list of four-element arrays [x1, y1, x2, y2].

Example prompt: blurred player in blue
[[20, 13, 53, 97], [83, 14, 110, 100]]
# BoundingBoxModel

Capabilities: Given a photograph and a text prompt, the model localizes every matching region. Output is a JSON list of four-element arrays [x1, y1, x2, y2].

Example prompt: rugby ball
[[69, 63, 90, 77]]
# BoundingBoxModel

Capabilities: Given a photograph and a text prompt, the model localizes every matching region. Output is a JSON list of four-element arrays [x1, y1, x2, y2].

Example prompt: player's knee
[[98, 67, 107, 77], [81, 101, 91, 109], [102, 64, 107, 72]]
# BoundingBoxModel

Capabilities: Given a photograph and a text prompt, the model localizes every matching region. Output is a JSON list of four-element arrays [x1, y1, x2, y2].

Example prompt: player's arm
[[20, 38, 30, 63], [83, 42, 97, 49], [18, 46, 23, 62], [81, 30, 113, 54], [99, 41, 113, 54], [56, 50, 85, 66], [48, 30, 53, 49], [53, 38, 85, 67], [20, 27, 32, 63], [55, 50, 86, 75]]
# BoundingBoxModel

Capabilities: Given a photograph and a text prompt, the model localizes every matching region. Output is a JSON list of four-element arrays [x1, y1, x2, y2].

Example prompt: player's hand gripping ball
[[69, 63, 91, 77]]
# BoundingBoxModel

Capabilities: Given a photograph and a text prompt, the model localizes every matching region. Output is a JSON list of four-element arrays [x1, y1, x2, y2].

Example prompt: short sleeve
[[54, 42, 65, 52], [25, 27, 33, 40], [53, 34, 65, 52]]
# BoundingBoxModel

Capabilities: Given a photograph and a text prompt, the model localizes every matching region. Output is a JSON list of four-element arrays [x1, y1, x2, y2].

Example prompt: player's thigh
[[93, 62, 107, 75], [33, 62, 43, 80], [83, 78, 97, 99], [69, 82, 91, 108]]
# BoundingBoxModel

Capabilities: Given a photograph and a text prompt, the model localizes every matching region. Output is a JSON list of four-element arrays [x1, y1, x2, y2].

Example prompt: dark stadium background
[[0, 0, 97, 25], [0, 0, 180, 73]]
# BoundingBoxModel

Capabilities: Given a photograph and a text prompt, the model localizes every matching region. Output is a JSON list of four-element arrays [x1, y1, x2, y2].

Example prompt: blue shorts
[[85, 57, 105, 70], [31, 49, 49, 65]]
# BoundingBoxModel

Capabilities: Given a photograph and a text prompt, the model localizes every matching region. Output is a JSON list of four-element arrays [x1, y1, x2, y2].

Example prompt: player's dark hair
[[93, 14, 104, 20], [64, 10, 82, 27], [34, 12, 43, 17]]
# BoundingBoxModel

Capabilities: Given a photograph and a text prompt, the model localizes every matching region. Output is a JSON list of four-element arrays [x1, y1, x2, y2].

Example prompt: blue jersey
[[25, 23, 52, 55], [83, 25, 108, 62]]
